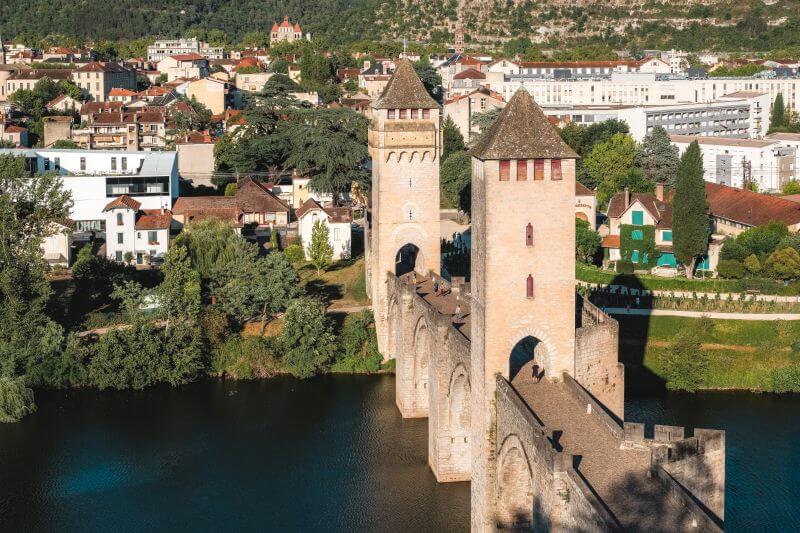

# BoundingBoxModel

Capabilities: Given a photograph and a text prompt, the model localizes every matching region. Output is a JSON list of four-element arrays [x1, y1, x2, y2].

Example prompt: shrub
[[332, 310, 383, 373], [284, 244, 305, 264], [743, 254, 761, 275], [211, 335, 278, 379], [720, 239, 748, 262], [766, 247, 800, 280], [616, 261, 634, 274], [277, 297, 336, 378], [770, 365, 800, 393], [716, 259, 746, 279], [661, 329, 708, 392], [0, 377, 36, 423]]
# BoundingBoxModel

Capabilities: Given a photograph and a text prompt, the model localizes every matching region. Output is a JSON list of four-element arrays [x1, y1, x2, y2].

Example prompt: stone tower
[[468, 89, 578, 530], [368, 60, 442, 356], [454, 23, 465, 55]]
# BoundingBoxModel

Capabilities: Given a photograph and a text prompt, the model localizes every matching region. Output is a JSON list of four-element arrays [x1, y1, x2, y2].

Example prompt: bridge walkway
[[512, 370, 695, 532], [402, 274, 472, 340]]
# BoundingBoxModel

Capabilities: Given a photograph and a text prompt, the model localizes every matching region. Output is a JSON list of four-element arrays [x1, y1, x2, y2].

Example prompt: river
[[0, 376, 797, 531]]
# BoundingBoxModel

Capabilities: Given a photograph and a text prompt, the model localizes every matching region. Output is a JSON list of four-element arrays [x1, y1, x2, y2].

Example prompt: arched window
[[526, 223, 533, 246], [526, 275, 534, 299], [116, 212, 123, 225]]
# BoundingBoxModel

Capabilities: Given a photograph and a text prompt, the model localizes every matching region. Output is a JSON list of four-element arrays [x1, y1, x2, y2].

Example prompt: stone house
[[71, 62, 137, 102], [157, 54, 209, 82], [0, 123, 28, 147], [708, 181, 800, 235], [236, 71, 273, 93], [102, 195, 172, 264], [5, 69, 73, 97], [575, 182, 596, 227], [296, 198, 353, 260], [443, 86, 505, 142], [46, 94, 81, 113], [186, 77, 233, 115]]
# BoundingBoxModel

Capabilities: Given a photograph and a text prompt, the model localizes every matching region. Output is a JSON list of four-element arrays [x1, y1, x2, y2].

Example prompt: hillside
[[1, 0, 799, 52]]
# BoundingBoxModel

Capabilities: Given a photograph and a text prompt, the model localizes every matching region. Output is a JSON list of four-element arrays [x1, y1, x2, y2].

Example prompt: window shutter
[[423, 109, 430, 119], [387, 109, 396, 119], [399, 109, 408, 119], [551, 159, 562, 180], [526, 223, 533, 246], [411, 109, 419, 119], [533, 159, 544, 180], [499, 160, 510, 181], [517, 159, 528, 180], [526, 275, 534, 298]]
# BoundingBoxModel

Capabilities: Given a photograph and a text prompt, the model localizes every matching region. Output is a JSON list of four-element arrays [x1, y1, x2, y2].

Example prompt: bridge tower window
[[499, 160, 510, 181], [517, 159, 528, 181], [526, 275, 534, 299], [551, 159, 562, 180], [533, 159, 544, 180], [526, 223, 533, 246]]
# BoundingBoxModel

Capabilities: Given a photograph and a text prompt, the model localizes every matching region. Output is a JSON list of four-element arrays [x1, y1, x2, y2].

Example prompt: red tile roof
[[607, 191, 672, 229], [135, 209, 172, 230], [602, 235, 620, 249], [706, 182, 800, 227], [103, 195, 141, 211], [76, 62, 130, 73], [575, 182, 595, 196], [109, 88, 137, 96], [170, 53, 205, 62], [296, 198, 352, 223], [454, 68, 485, 80]]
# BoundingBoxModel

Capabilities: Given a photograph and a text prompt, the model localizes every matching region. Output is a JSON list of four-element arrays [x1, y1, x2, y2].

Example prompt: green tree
[[268, 59, 290, 74], [332, 310, 382, 372], [224, 183, 238, 196], [413, 59, 442, 102], [52, 139, 79, 149], [173, 219, 241, 282], [470, 107, 502, 146], [241, 31, 268, 48], [440, 150, 471, 213], [672, 141, 710, 278], [662, 329, 708, 392], [0, 376, 36, 423], [157, 246, 202, 328], [308, 220, 334, 274], [766, 247, 800, 279], [772, 94, 786, 132], [782, 180, 800, 195], [278, 297, 336, 378], [737, 221, 789, 256], [637, 126, 680, 186], [743, 254, 762, 275], [584, 133, 640, 205], [442, 116, 465, 161], [575, 218, 601, 263]]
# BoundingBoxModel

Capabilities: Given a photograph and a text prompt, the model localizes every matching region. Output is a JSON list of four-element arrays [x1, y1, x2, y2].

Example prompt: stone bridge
[[384, 271, 725, 532]]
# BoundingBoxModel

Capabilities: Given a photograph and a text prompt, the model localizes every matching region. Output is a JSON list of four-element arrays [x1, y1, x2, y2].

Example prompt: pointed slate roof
[[372, 59, 439, 110], [469, 88, 577, 160]]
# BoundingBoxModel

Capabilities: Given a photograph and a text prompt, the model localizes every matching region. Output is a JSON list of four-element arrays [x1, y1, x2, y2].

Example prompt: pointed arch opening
[[509, 336, 550, 382], [395, 243, 423, 277]]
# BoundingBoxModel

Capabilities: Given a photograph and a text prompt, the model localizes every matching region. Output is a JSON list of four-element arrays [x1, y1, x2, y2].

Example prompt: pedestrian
[[433, 280, 439, 295], [635, 296, 641, 308], [454, 304, 462, 323], [411, 271, 416, 285]]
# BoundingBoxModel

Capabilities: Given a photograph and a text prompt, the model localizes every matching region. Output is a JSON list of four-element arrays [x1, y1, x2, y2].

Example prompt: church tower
[[368, 60, 442, 356], [468, 89, 578, 529]]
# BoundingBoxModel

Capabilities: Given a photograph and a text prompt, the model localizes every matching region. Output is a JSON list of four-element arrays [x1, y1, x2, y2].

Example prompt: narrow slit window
[[534, 159, 544, 180], [551, 159, 562, 180], [499, 160, 510, 181], [526, 275, 534, 298], [517, 159, 528, 181], [526, 223, 533, 246]]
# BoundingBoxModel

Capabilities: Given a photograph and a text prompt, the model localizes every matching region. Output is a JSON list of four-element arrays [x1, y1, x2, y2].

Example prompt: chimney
[[363, 60, 371, 71], [624, 188, 631, 209], [656, 182, 664, 202]]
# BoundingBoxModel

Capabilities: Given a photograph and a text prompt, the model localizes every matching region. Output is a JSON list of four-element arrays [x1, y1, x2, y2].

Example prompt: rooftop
[[372, 59, 439, 110], [670, 135, 778, 149], [706, 182, 800, 227]]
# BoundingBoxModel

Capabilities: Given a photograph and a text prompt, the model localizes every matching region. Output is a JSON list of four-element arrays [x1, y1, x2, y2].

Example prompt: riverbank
[[618, 315, 800, 392]]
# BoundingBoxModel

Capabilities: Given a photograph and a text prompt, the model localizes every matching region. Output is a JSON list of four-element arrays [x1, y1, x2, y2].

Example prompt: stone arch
[[507, 329, 556, 382], [386, 151, 396, 163], [399, 150, 408, 161], [446, 363, 471, 474], [496, 434, 534, 530], [421, 150, 431, 161], [386, 294, 399, 360], [412, 316, 431, 412], [576, 211, 589, 222], [396, 243, 423, 277]]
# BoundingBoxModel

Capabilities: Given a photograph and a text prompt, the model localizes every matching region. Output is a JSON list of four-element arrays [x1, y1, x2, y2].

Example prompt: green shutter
[[662, 230, 673, 242], [698, 255, 711, 270], [657, 253, 677, 267], [631, 250, 640, 263], [632, 229, 644, 240], [632, 210, 644, 225]]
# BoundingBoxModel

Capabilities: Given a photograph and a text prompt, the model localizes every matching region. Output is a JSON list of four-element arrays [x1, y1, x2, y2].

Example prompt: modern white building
[[296, 199, 353, 260], [0, 148, 178, 235], [670, 135, 796, 192], [147, 38, 225, 63]]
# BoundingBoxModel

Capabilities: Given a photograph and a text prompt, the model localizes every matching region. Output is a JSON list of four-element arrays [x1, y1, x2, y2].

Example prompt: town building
[[449, 68, 486, 96], [671, 135, 795, 192], [270, 16, 303, 43], [103, 195, 172, 264], [706, 181, 800, 235], [296, 198, 353, 260], [74, 110, 168, 151], [186, 77, 233, 115], [46, 94, 81, 112], [175, 132, 215, 187], [5, 69, 73, 98], [71, 62, 137, 102], [0, 122, 28, 147], [236, 71, 274, 93], [157, 54, 210, 82], [147, 38, 224, 63], [41, 219, 75, 267], [42, 116, 73, 147], [575, 182, 596, 226], [0, 148, 178, 238], [443, 87, 505, 142]]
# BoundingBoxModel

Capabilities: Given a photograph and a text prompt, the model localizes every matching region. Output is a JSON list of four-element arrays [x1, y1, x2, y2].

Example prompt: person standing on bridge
[[454, 304, 462, 323], [433, 280, 439, 295]]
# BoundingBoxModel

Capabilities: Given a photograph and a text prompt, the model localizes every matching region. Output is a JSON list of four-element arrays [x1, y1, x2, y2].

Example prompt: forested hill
[[3, 0, 800, 53]]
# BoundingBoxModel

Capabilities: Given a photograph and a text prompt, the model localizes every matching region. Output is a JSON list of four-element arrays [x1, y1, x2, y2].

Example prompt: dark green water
[[0, 377, 798, 532]]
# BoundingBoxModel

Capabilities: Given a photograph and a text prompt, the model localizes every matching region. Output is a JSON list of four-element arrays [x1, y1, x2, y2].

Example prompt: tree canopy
[[672, 141, 710, 277]]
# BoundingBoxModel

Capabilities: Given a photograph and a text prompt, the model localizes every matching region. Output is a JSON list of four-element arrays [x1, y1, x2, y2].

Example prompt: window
[[148, 231, 158, 243], [111, 157, 117, 171], [526, 223, 533, 246], [117, 233, 124, 244], [54, 157, 60, 170], [80, 157, 86, 171], [116, 213, 123, 225], [631, 250, 640, 263], [399, 109, 407, 119], [387, 109, 396, 119], [422, 109, 430, 119], [632, 210, 644, 226], [517, 159, 528, 181], [631, 229, 644, 240], [115, 251, 123, 262], [533, 159, 544, 180], [411, 109, 418, 119], [121, 157, 127, 171], [662, 230, 673, 242], [333, 228, 340, 240], [551, 159, 562, 180], [526, 275, 534, 299], [499, 160, 510, 181]]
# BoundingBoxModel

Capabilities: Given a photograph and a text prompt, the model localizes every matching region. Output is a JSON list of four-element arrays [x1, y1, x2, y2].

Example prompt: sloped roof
[[109, 88, 137, 96], [706, 181, 800, 227], [135, 209, 172, 230], [575, 182, 595, 196], [76, 62, 130, 73], [170, 53, 205, 62], [103, 195, 141, 211], [469, 88, 577, 160], [372, 59, 439, 110], [296, 198, 352, 223], [606, 191, 672, 229], [454, 68, 485, 80], [236, 176, 290, 213]]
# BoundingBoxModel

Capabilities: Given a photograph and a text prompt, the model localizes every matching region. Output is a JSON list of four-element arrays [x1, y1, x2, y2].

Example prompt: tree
[[575, 218, 601, 263], [173, 219, 241, 282], [0, 376, 36, 423], [440, 150, 471, 213], [241, 31, 268, 49], [278, 297, 336, 378], [743, 254, 762, 275], [637, 126, 680, 186], [737, 221, 789, 257], [584, 133, 640, 205], [662, 329, 707, 392], [766, 247, 800, 279], [268, 59, 290, 74], [308, 220, 334, 274], [442, 116, 465, 161], [782, 180, 800, 195], [285, 108, 369, 203], [52, 139, 79, 149], [672, 141, 710, 278], [157, 245, 202, 328], [772, 94, 786, 132], [224, 183, 238, 196], [413, 59, 442, 103], [470, 107, 502, 145]]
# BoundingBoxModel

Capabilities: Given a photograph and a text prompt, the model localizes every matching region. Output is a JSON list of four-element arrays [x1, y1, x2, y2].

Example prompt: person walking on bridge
[[454, 304, 462, 324]]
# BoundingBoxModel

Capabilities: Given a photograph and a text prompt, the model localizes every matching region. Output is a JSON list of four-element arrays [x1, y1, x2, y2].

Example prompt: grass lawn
[[298, 256, 369, 309], [617, 315, 800, 391]]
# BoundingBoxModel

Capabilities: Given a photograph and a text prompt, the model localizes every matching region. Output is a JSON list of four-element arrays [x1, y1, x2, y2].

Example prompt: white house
[[296, 199, 352, 260], [103, 195, 172, 264], [157, 54, 210, 82], [41, 220, 75, 267], [0, 148, 178, 236]]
